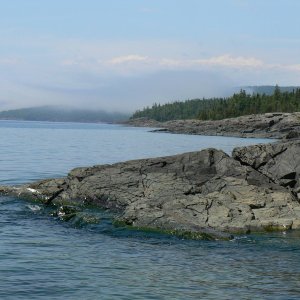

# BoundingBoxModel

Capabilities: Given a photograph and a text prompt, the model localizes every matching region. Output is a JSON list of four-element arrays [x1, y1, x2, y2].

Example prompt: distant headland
[[0, 106, 130, 123]]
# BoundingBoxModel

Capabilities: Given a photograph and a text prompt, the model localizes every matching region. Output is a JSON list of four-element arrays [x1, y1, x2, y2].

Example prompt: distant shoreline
[[0, 106, 130, 124], [126, 112, 300, 140], [0, 118, 121, 125], [2, 111, 300, 141]]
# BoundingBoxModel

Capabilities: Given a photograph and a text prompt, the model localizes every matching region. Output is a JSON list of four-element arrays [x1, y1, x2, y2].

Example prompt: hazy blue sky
[[1, 0, 300, 111]]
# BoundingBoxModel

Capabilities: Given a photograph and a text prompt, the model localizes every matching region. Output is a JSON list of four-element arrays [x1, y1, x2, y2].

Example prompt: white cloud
[[108, 54, 149, 65], [59, 51, 300, 80], [1, 34, 300, 111], [33, 37, 296, 75], [194, 54, 264, 68], [158, 55, 264, 69], [104, 54, 266, 72]]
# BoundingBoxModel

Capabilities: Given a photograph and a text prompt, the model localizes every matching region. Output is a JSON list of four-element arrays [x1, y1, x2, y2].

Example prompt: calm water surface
[[0, 120, 299, 299]]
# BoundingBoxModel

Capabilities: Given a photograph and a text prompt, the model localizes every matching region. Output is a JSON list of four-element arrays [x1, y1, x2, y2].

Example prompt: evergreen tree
[[131, 87, 300, 122]]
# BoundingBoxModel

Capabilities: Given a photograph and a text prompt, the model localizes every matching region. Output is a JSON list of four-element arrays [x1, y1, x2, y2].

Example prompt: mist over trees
[[131, 86, 300, 121], [0, 106, 129, 123]]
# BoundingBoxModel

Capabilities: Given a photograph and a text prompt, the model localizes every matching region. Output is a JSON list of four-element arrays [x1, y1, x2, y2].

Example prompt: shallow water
[[0, 120, 299, 299]]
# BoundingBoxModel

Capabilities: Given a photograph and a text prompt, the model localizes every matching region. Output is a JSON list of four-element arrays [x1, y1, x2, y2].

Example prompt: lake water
[[0, 120, 299, 299]]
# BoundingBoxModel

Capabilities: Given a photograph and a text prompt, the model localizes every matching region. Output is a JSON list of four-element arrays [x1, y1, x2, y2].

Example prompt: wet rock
[[51, 205, 80, 221]]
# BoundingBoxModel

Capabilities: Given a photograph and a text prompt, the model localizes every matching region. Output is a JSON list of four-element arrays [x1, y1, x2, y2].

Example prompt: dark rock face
[[128, 112, 300, 139], [233, 140, 300, 194], [2, 145, 300, 239]]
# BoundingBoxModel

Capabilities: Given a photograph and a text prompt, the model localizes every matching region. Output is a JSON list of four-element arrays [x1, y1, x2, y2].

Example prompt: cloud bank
[[0, 37, 300, 112]]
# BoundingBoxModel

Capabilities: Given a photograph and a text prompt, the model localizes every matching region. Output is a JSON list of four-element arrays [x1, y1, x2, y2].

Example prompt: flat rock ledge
[[127, 112, 300, 139], [2, 140, 300, 240]]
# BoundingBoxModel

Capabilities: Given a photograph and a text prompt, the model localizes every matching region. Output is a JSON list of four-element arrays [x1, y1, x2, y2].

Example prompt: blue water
[[0, 120, 299, 299]]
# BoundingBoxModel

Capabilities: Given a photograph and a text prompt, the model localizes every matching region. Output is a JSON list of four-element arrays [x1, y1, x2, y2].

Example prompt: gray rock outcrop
[[233, 140, 300, 194], [2, 142, 300, 239], [128, 112, 300, 139]]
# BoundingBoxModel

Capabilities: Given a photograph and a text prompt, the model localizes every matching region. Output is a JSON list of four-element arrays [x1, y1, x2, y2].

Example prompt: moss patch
[[113, 220, 232, 241]]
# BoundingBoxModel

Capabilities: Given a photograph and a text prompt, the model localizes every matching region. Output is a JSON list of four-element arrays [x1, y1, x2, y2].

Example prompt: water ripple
[[0, 121, 298, 299]]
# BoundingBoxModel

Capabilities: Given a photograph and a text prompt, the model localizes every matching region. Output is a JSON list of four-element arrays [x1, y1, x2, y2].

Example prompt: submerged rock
[[51, 205, 80, 221], [2, 143, 300, 239]]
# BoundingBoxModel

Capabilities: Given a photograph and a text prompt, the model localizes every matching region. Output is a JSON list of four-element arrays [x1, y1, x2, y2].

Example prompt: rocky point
[[1, 138, 300, 240]]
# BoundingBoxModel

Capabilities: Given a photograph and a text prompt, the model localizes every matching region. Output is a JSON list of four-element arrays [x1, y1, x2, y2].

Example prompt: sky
[[1, 0, 300, 112]]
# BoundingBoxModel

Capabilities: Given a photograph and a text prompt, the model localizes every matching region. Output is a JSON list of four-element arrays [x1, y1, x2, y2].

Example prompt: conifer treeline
[[131, 86, 300, 121]]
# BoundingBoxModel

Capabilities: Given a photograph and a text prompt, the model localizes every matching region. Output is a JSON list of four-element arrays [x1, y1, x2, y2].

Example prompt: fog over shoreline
[[1, 1, 299, 112]]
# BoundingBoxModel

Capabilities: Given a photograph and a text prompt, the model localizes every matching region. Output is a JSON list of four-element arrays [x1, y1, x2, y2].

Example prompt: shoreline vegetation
[[1, 86, 299, 125], [131, 86, 300, 122]]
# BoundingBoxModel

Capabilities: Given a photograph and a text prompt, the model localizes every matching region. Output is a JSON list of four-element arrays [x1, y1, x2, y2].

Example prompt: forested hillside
[[131, 86, 300, 121], [0, 106, 129, 123]]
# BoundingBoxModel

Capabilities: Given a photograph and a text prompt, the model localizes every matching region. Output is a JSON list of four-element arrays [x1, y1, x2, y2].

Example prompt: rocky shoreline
[[127, 112, 300, 139], [1, 135, 300, 240]]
